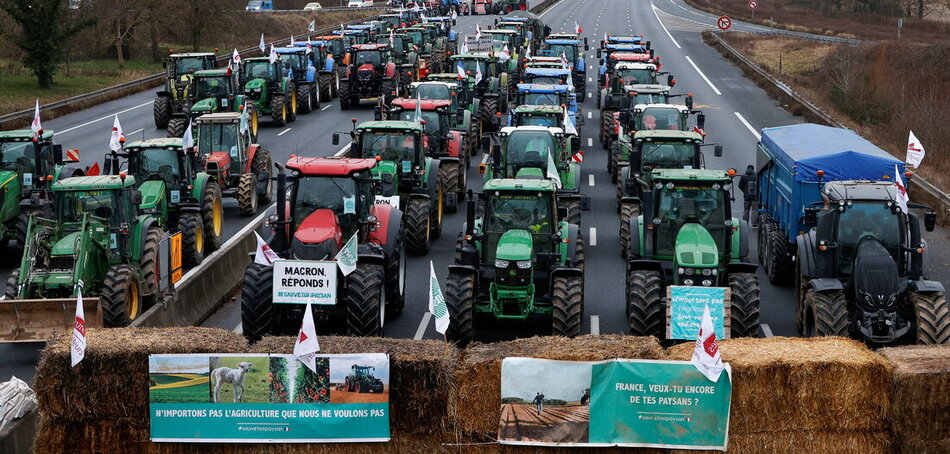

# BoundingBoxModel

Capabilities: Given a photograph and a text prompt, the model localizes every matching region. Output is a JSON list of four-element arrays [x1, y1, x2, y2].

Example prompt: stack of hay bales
[[668, 337, 891, 454], [879, 344, 950, 454]]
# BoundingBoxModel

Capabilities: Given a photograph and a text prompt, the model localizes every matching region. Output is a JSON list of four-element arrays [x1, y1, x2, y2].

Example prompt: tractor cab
[[276, 47, 315, 80], [378, 32, 414, 63], [53, 175, 141, 236], [347, 22, 384, 39], [341, 121, 428, 195], [379, 14, 407, 31], [489, 126, 565, 180], [349, 44, 390, 70], [333, 29, 373, 45], [623, 84, 673, 106], [195, 113, 252, 180], [509, 104, 579, 149], [316, 35, 353, 65], [0, 130, 70, 193], [450, 54, 495, 90], [188, 69, 242, 118], [483, 29, 520, 53], [119, 138, 195, 191], [625, 102, 700, 133], [521, 67, 571, 86], [165, 53, 217, 80], [541, 38, 586, 67], [385, 98, 456, 154], [515, 84, 578, 117], [395, 27, 431, 55], [629, 130, 708, 172], [241, 57, 287, 97], [611, 62, 660, 88]]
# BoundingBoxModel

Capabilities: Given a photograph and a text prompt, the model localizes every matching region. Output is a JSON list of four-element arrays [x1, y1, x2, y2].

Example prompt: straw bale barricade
[[28, 328, 950, 453]]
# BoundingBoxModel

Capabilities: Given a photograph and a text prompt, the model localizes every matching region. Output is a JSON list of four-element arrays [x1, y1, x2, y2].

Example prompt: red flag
[[86, 162, 101, 176], [575, 21, 583, 34], [71, 287, 86, 367]]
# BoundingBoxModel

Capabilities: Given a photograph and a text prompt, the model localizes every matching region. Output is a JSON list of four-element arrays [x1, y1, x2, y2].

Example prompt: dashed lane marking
[[414, 312, 433, 340], [277, 128, 292, 136], [590, 315, 600, 335], [734, 112, 761, 140], [589, 227, 597, 246], [587, 137, 593, 147], [589, 174, 595, 186]]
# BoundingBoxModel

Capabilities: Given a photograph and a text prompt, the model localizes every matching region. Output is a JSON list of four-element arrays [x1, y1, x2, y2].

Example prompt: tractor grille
[[495, 261, 530, 287], [48, 255, 75, 271], [357, 70, 374, 82]]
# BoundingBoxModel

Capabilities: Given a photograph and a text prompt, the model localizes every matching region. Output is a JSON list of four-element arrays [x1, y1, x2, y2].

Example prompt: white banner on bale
[[272, 259, 337, 305]]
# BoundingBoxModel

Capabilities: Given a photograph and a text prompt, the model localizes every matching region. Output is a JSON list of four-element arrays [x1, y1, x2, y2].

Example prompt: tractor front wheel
[[552, 274, 583, 337], [101, 264, 143, 327], [180, 213, 205, 268], [287, 90, 298, 122], [249, 106, 260, 142], [563, 199, 581, 226], [271, 95, 288, 126], [626, 269, 664, 338], [729, 272, 762, 338], [13, 209, 34, 256], [910, 290, 950, 344], [339, 80, 352, 110], [4, 269, 19, 299], [381, 78, 397, 104], [445, 271, 476, 346], [241, 263, 275, 342], [319, 73, 333, 101], [237, 173, 259, 216], [297, 84, 313, 114], [405, 197, 432, 254], [140, 227, 162, 303], [201, 182, 224, 251], [384, 231, 407, 316], [804, 288, 848, 337], [346, 264, 385, 337], [167, 118, 187, 138], [251, 148, 274, 203], [153, 95, 171, 128], [620, 202, 639, 259]]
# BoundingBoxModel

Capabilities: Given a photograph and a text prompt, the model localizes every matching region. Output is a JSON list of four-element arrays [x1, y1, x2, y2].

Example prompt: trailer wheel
[[251, 148, 273, 203], [101, 264, 142, 327], [167, 118, 187, 138], [910, 290, 950, 344], [153, 95, 171, 128], [440, 163, 461, 214], [757, 220, 771, 266], [179, 213, 204, 268], [729, 272, 762, 338], [237, 173, 258, 216], [620, 201, 639, 259], [346, 264, 384, 337], [552, 274, 583, 337], [767, 225, 793, 285], [626, 269, 664, 338], [201, 182, 224, 251], [241, 263, 274, 343], [445, 271, 475, 346], [804, 288, 848, 337]]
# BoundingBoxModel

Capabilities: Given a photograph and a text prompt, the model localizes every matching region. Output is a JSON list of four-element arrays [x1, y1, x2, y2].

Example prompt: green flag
[[334, 233, 358, 276], [428, 261, 449, 335]]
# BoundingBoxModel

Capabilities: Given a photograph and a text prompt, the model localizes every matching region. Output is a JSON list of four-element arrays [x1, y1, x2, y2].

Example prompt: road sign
[[749, 0, 759, 9], [717, 16, 732, 30]]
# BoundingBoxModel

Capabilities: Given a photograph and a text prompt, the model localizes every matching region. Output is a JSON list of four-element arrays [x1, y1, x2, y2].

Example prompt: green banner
[[149, 353, 390, 442], [499, 358, 731, 449], [669, 286, 726, 340]]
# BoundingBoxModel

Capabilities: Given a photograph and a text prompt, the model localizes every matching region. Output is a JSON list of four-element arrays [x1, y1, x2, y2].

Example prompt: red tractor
[[195, 112, 273, 216], [240, 157, 407, 340], [339, 43, 401, 110]]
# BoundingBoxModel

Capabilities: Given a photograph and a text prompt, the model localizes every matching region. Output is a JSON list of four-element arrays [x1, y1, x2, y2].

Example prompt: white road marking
[[587, 137, 593, 147], [589, 173, 595, 186], [589, 227, 597, 246], [57, 101, 152, 135], [414, 312, 433, 340], [277, 128, 292, 136], [650, 1, 682, 49], [734, 112, 761, 140], [588, 77, 592, 82], [587, 92, 593, 99], [233, 322, 242, 334], [587, 111, 592, 119], [762, 323, 773, 338], [685, 56, 722, 95], [128, 128, 143, 136], [590, 315, 600, 335], [321, 105, 331, 111], [334, 143, 352, 157], [538, 0, 564, 17]]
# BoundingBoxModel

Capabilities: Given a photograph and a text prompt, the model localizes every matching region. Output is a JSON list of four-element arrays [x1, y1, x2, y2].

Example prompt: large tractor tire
[[346, 264, 385, 337], [766, 226, 794, 285], [339, 80, 352, 110], [432, 182, 444, 239], [167, 118, 187, 138], [804, 288, 848, 337], [729, 272, 762, 338], [405, 197, 432, 255], [910, 290, 950, 344], [610, 145, 623, 183], [563, 199, 581, 226], [384, 231, 407, 316], [4, 269, 18, 299], [236, 173, 259, 216], [626, 269, 664, 338], [287, 90, 298, 122], [552, 274, 583, 337], [297, 84, 313, 114], [271, 95, 288, 126], [445, 271, 476, 346], [439, 163, 461, 214], [13, 209, 35, 256], [319, 73, 333, 101], [573, 236, 585, 274], [757, 221, 771, 266], [381, 78, 397, 104], [247, 105, 260, 143], [179, 213, 205, 268], [101, 264, 143, 327], [201, 182, 224, 251], [140, 227, 162, 302], [241, 263, 275, 342], [479, 98, 499, 133], [599, 109, 615, 148], [251, 148, 274, 203], [619, 201, 639, 259], [153, 95, 171, 128]]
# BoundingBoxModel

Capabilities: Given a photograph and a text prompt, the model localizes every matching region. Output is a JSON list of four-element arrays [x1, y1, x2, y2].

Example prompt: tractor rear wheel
[[432, 182, 444, 239], [552, 274, 583, 337], [766, 225, 793, 285], [599, 110, 614, 148], [381, 78, 397, 104], [101, 264, 143, 327], [201, 182, 224, 251], [251, 148, 273, 203], [271, 95, 288, 126], [241, 263, 275, 342], [405, 197, 432, 254], [609, 144, 622, 182], [479, 98, 499, 133], [13, 209, 33, 256], [237, 173, 258, 216], [384, 231, 407, 316], [287, 90, 298, 122], [319, 73, 333, 101], [346, 264, 384, 336], [614, 167, 624, 211], [140, 227, 162, 303], [563, 199, 581, 226], [910, 290, 950, 344], [573, 236, 585, 274], [4, 269, 19, 300], [180, 213, 204, 268], [626, 269, 664, 338], [439, 163, 461, 214], [620, 202, 639, 259], [297, 84, 313, 114], [445, 271, 476, 346], [339, 81, 352, 110], [167, 118, 187, 138], [804, 288, 848, 337], [153, 95, 171, 128], [729, 272, 762, 338]]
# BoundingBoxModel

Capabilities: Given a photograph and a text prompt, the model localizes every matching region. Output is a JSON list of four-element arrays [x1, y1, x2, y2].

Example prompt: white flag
[[293, 300, 320, 373], [259, 33, 266, 53], [474, 62, 483, 84], [253, 231, 280, 265], [70, 287, 86, 367], [109, 115, 124, 152], [450, 9, 457, 19], [428, 261, 450, 335], [414, 92, 423, 123], [239, 103, 249, 133], [894, 165, 909, 213], [306, 42, 313, 55], [308, 20, 316, 32], [290, 35, 296, 46], [546, 147, 562, 189], [232, 48, 242, 65], [525, 42, 531, 59], [268, 44, 277, 64], [563, 106, 577, 136], [182, 120, 194, 150], [334, 232, 358, 276], [906, 130, 925, 168], [459, 38, 469, 55], [30, 99, 42, 137], [498, 44, 510, 62], [691, 305, 724, 382], [475, 24, 482, 40]]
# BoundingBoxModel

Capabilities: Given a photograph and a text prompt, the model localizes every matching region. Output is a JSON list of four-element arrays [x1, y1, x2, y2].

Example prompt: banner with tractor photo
[[499, 357, 732, 449], [148, 353, 390, 443]]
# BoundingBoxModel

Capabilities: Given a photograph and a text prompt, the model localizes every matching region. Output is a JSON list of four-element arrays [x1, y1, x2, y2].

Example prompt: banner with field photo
[[148, 353, 390, 443], [499, 357, 732, 449]]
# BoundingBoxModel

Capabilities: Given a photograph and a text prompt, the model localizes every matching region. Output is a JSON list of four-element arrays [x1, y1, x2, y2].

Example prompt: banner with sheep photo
[[498, 357, 732, 449], [148, 353, 390, 442]]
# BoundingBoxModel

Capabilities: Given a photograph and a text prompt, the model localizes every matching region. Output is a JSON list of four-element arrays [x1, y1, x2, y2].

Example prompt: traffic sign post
[[748, 0, 758, 18], [717, 16, 732, 30]]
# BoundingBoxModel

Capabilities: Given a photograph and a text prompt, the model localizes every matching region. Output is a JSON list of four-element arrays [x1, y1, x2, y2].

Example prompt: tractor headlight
[[701, 268, 712, 276], [516, 260, 531, 269], [702, 279, 713, 286], [683, 268, 695, 275], [683, 279, 694, 286], [495, 259, 510, 268]]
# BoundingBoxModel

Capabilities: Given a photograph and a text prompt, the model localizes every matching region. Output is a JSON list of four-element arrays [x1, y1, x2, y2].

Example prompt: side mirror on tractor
[[925, 211, 937, 232], [332, 133, 340, 145], [714, 145, 723, 157], [596, 48, 602, 58], [667, 74, 675, 87], [696, 113, 706, 130], [804, 208, 818, 227]]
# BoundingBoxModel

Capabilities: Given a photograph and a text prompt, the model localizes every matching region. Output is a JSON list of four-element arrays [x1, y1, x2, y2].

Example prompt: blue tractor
[[514, 83, 583, 136], [540, 37, 588, 101], [293, 40, 341, 101]]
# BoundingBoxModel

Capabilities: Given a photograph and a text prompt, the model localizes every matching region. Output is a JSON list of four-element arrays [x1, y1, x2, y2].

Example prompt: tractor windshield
[[835, 202, 902, 275], [486, 192, 552, 234], [404, 31, 424, 46], [632, 91, 668, 104], [526, 76, 563, 85], [639, 108, 686, 131], [354, 50, 382, 66], [654, 184, 727, 258], [129, 148, 182, 185], [198, 123, 239, 157], [395, 111, 441, 135], [245, 61, 276, 80], [293, 176, 364, 234], [520, 91, 561, 106], [456, 60, 486, 78], [174, 57, 210, 76], [412, 84, 451, 100], [503, 131, 556, 175], [616, 69, 655, 85], [0, 141, 36, 173], [358, 132, 419, 163], [55, 190, 123, 225], [640, 142, 696, 169], [195, 77, 231, 99], [279, 53, 309, 71], [387, 37, 408, 55], [546, 45, 576, 63], [326, 39, 345, 56], [517, 114, 558, 127]]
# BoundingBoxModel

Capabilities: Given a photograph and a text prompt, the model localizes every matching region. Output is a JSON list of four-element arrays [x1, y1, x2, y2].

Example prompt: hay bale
[[451, 335, 667, 436], [34, 327, 248, 421], [670, 429, 889, 454], [667, 337, 890, 433], [878, 345, 950, 450], [251, 336, 457, 434]]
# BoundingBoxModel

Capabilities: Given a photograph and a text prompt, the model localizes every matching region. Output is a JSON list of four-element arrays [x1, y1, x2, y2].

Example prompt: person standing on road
[[533, 392, 545, 415], [738, 165, 758, 227]]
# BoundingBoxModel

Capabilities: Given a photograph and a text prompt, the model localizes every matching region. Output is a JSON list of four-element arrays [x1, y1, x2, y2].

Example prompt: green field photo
[[211, 357, 270, 404], [149, 373, 211, 403]]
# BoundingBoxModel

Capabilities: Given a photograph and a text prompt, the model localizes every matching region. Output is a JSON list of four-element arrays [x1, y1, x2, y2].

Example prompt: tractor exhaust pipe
[[465, 189, 475, 239], [274, 162, 288, 251]]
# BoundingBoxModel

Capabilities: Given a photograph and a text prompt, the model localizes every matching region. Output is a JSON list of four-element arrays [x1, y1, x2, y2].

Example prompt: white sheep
[[211, 362, 252, 403]]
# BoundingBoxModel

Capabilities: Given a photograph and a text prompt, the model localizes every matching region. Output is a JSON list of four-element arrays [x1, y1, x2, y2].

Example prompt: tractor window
[[293, 176, 360, 234], [457, 60, 486, 78], [56, 190, 120, 224], [387, 37, 407, 55], [616, 69, 655, 85], [327, 39, 344, 56], [0, 141, 35, 173], [195, 77, 231, 99], [130, 148, 181, 185], [639, 108, 685, 131], [520, 92, 560, 106], [354, 51, 382, 66], [518, 114, 557, 127], [835, 202, 902, 275], [279, 53, 308, 71], [395, 111, 440, 134], [358, 132, 418, 163], [174, 58, 207, 76], [412, 84, 451, 100], [198, 124, 239, 157], [503, 131, 556, 176], [654, 186, 727, 258], [527, 76, 562, 85], [634, 92, 669, 104], [640, 142, 696, 169], [245, 62, 275, 80], [546, 45, 576, 63], [485, 193, 552, 234], [405, 31, 424, 46]]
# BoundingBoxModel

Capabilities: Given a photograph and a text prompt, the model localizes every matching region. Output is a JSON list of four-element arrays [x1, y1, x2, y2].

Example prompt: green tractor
[[445, 178, 585, 345], [0, 129, 83, 254], [333, 120, 444, 254], [105, 138, 224, 267], [406, 80, 479, 153], [154, 52, 218, 129], [510, 104, 581, 150], [424, 74, 486, 145], [166, 68, 258, 140], [3, 174, 166, 338], [195, 113, 273, 216], [450, 54, 509, 133], [343, 365, 385, 393], [481, 126, 585, 225], [240, 57, 298, 127], [624, 168, 761, 339]]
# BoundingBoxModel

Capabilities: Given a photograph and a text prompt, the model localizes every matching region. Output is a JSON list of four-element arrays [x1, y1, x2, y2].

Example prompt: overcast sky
[[501, 358, 592, 401]]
